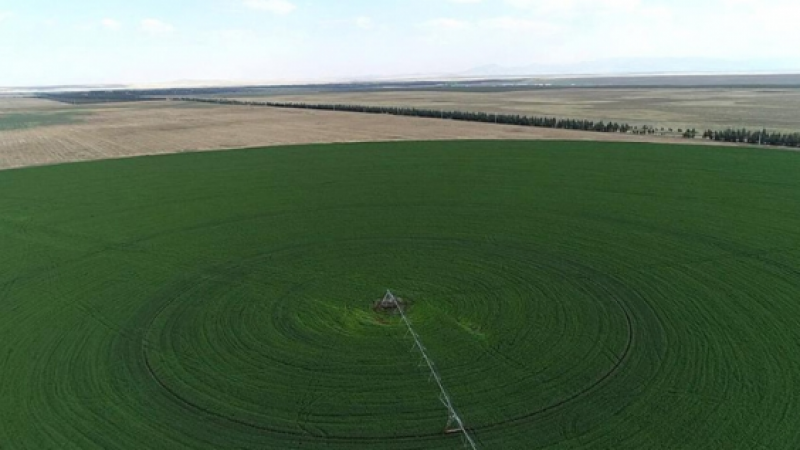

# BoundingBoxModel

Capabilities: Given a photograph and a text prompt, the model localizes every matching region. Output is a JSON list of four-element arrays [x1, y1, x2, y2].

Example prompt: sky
[[1, 0, 799, 86]]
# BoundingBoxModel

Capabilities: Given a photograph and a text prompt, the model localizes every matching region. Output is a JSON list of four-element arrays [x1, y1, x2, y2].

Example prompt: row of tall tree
[[701, 128, 800, 147], [174, 97, 799, 148], [177, 97, 642, 134]]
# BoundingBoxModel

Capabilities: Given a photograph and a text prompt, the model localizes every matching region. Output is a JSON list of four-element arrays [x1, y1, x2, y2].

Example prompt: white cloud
[[422, 18, 471, 31], [422, 16, 559, 35], [5, 0, 800, 87], [210, 29, 256, 43], [354, 16, 374, 30], [101, 18, 121, 31], [243, 0, 296, 15], [478, 17, 560, 34], [505, 0, 641, 15], [140, 19, 174, 35]]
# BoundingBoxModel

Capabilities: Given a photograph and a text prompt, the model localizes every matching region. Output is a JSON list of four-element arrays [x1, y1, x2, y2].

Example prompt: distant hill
[[461, 57, 800, 78], [0, 84, 127, 94]]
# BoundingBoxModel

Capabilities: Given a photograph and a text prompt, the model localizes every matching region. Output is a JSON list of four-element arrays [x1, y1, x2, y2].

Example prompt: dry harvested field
[[0, 96, 64, 112], [232, 88, 800, 133], [0, 97, 735, 171]]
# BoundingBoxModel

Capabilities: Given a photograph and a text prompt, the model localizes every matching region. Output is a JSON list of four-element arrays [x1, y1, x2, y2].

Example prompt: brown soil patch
[[0, 99, 745, 172]]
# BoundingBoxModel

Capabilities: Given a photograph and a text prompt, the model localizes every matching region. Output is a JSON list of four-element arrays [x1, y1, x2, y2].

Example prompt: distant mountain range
[[460, 57, 800, 77], [4, 57, 800, 93]]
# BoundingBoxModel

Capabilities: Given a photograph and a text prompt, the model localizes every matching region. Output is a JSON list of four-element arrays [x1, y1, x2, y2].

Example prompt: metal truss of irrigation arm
[[387, 290, 478, 450]]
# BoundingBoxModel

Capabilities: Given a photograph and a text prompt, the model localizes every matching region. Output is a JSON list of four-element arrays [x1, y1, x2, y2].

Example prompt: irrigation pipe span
[[386, 290, 478, 449]]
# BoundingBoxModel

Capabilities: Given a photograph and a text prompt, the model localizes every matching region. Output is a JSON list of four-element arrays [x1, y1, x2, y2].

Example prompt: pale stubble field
[[229, 88, 800, 133], [0, 97, 726, 171]]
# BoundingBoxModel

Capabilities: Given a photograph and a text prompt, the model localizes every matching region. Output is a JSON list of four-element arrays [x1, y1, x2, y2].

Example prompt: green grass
[[0, 111, 86, 131], [1, 140, 800, 449]]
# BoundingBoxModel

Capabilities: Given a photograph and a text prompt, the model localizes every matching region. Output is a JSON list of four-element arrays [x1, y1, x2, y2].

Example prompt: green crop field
[[2, 140, 800, 449]]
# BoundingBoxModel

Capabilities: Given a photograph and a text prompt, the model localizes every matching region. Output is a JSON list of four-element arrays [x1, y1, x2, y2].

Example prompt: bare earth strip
[[0, 98, 740, 171]]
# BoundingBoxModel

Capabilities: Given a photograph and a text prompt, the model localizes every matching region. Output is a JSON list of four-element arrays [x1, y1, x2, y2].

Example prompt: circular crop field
[[2, 141, 800, 449]]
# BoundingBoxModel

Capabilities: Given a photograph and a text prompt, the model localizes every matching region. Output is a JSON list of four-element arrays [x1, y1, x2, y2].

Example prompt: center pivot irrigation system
[[383, 290, 479, 450]]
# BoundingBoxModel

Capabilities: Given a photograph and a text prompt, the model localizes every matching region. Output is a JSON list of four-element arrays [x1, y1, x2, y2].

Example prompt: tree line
[[175, 97, 682, 136], [701, 128, 800, 147], [69, 94, 800, 149]]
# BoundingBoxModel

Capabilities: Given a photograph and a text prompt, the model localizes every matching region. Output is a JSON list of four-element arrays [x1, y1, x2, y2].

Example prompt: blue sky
[[1, 0, 799, 86]]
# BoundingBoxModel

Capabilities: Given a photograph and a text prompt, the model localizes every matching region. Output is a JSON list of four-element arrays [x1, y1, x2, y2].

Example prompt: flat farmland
[[232, 88, 800, 133], [0, 97, 727, 171], [2, 140, 800, 448], [0, 97, 64, 111]]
